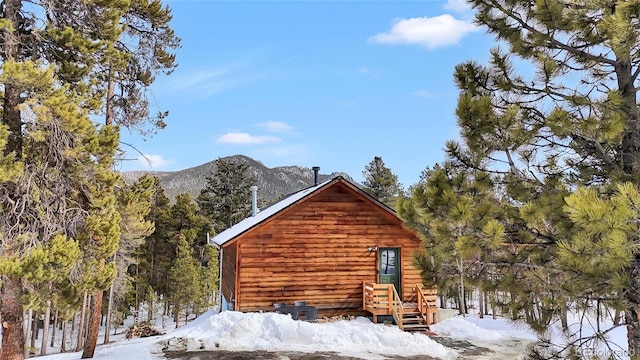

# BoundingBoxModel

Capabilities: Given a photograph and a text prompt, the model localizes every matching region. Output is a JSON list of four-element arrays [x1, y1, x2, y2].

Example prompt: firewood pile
[[316, 315, 357, 323], [125, 323, 163, 339]]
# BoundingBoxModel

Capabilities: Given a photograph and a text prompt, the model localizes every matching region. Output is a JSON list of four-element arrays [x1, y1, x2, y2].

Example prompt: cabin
[[211, 173, 437, 330]]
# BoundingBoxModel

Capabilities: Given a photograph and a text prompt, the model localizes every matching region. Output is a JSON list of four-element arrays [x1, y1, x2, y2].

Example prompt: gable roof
[[211, 176, 396, 247]]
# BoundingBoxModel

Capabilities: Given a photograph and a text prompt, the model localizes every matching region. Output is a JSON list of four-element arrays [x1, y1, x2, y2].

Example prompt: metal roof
[[211, 177, 335, 246]]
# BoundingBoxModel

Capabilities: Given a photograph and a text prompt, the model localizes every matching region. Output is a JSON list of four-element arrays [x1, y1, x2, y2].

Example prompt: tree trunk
[[482, 291, 488, 315], [82, 290, 104, 358], [30, 310, 38, 349], [75, 292, 88, 352], [596, 298, 601, 332], [561, 303, 568, 331], [104, 282, 115, 344], [478, 289, 484, 319], [40, 300, 51, 355], [50, 309, 58, 348], [70, 313, 76, 350], [174, 301, 180, 329], [626, 307, 640, 360], [61, 320, 68, 353], [458, 272, 465, 317], [2, 0, 24, 159], [147, 290, 154, 323], [105, 68, 115, 126], [24, 308, 32, 349], [1, 277, 26, 360]]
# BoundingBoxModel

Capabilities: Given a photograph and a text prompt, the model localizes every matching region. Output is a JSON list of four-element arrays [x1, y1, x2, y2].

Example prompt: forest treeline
[[2, 148, 402, 359], [5, 0, 640, 360]]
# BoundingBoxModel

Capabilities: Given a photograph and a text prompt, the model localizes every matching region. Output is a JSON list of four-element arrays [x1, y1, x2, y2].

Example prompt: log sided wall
[[221, 179, 424, 318], [220, 242, 237, 309]]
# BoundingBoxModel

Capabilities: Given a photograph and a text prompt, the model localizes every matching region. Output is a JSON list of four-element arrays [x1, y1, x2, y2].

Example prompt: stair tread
[[402, 325, 430, 330]]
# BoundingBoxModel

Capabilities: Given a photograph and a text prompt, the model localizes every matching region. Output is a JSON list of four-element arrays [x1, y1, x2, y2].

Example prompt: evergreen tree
[[100, 0, 180, 132], [362, 156, 403, 207], [0, 63, 116, 360], [133, 177, 174, 311], [402, 0, 640, 356], [173, 193, 212, 245], [398, 164, 506, 315], [166, 194, 213, 324], [199, 244, 220, 312], [78, 125, 121, 359], [168, 235, 202, 328], [197, 157, 257, 232], [131, 190, 216, 324], [0, 2, 179, 358], [105, 175, 156, 342]]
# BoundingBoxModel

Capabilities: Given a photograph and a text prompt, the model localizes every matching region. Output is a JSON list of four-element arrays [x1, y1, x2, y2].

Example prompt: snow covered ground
[[35, 310, 531, 360], [31, 309, 631, 360]]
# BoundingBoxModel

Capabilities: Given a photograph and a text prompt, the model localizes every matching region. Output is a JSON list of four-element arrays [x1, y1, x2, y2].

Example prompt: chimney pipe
[[312, 166, 320, 186], [250, 185, 258, 216]]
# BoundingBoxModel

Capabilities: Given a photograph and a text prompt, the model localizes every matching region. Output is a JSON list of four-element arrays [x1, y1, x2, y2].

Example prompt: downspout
[[218, 247, 223, 311]]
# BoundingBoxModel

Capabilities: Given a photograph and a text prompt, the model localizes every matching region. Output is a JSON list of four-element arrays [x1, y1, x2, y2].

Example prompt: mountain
[[121, 155, 354, 203]]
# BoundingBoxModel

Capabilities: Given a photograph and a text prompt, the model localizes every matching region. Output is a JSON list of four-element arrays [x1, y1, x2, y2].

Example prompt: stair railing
[[391, 285, 404, 330], [362, 281, 395, 324], [416, 283, 438, 325]]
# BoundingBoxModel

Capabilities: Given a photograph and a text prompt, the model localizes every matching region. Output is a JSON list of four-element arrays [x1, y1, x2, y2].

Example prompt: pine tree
[[398, 163, 506, 316], [362, 156, 403, 207], [100, 0, 180, 132], [199, 244, 220, 312], [168, 235, 202, 328], [0, 2, 179, 359], [0, 62, 117, 360], [409, 0, 640, 356], [166, 194, 212, 324], [133, 177, 174, 312], [105, 175, 156, 343], [197, 157, 257, 232], [131, 191, 214, 324], [558, 183, 638, 327], [79, 125, 121, 359]]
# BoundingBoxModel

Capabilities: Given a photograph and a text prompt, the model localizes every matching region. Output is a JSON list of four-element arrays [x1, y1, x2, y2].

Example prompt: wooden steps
[[362, 282, 437, 332], [399, 304, 430, 332]]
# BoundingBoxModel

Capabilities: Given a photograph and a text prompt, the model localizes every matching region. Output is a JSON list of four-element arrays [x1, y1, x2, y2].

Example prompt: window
[[380, 249, 395, 275]]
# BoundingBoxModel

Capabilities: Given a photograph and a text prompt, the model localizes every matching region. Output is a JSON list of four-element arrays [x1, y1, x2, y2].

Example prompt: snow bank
[[432, 316, 537, 342], [152, 310, 457, 359]]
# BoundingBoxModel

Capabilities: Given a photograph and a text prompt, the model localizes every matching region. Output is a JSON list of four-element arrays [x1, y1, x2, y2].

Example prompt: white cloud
[[357, 67, 380, 77], [411, 89, 436, 98], [164, 55, 268, 100], [217, 132, 281, 145], [443, 0, 473, 14], [368, 15, 478, 50], [136, 154, 174, 169], [255, 121, 293, 133], [253, 144, 308, 158]]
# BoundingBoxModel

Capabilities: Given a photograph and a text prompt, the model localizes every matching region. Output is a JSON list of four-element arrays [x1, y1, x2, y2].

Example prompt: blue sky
[[119, 0, 496, 188]]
